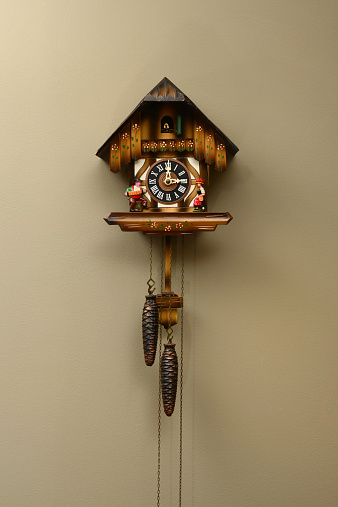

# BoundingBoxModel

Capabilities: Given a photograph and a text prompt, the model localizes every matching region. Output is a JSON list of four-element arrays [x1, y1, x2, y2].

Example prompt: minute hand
[[169, 177, 184, 184]]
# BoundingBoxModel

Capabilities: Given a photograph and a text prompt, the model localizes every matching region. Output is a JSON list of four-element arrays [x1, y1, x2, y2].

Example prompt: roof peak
[[143, 77, 186, 102]]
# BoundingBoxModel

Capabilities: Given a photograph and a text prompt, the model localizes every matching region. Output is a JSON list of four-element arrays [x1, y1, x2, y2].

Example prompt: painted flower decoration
[[187, 140, 194, 151], [177, 140, 185, 151]]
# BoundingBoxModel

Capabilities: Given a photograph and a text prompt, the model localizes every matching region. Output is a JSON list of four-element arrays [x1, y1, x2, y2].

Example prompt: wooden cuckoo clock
[[96, 77, 239, 505]]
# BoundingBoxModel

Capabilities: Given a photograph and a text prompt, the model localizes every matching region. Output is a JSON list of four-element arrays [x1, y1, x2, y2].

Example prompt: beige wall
[[1, 1, 337, 506]]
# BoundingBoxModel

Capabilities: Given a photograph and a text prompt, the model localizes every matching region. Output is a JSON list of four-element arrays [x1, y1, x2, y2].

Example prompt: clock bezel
[[145, 158, 191, 205]]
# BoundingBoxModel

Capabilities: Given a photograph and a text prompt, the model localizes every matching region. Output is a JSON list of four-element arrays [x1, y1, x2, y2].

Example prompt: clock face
[[146, 159, 191, 205]]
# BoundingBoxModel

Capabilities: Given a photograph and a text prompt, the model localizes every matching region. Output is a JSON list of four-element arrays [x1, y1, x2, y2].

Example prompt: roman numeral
[[178, 185, 186, 193], [157, 191, 164, 200], [178, 171, 185, 176], [149, 178, 156, 185], [150, 171, 158, 177], [150, 185, 159, 195], [174, 192, 179, 199], [157, 164, 164, 172], [166, 193, 171, 201], [180, 179, 187, 183]]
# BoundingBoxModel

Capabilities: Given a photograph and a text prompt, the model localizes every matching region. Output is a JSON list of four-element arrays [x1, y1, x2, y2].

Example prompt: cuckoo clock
[[96, 77, 239, 504], [96, 77, 238, 232]]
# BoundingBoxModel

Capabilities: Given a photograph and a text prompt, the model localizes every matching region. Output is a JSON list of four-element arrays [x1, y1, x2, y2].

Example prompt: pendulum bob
[[159, 308, 177, 328], [142, 294, 159, 366], [156, 292, 183, 329], [161, 343, 178, 416]]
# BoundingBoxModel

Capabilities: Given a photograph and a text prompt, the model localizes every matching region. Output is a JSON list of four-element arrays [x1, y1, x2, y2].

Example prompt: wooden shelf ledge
[[103, 211, 233, 234]]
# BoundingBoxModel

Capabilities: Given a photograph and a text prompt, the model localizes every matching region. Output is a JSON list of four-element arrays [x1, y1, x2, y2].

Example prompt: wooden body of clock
[[97, 77, 239, 234]]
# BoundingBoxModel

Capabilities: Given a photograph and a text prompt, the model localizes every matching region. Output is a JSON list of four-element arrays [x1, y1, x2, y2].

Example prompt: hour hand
[[163, 165, 172, 185], [163, 176, 180, 186], [163, 173, 172, 185]]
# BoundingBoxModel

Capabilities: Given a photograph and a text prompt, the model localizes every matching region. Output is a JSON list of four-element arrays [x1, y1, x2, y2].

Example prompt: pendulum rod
[[157, 235, 182, 329], [164, 235, 171, 292], [179, 236, 184, 507], [157, 236, 165, 507]]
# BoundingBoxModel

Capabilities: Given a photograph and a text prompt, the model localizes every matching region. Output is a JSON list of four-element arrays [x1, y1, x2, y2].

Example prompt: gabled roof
[[96, 77, 239, 158]]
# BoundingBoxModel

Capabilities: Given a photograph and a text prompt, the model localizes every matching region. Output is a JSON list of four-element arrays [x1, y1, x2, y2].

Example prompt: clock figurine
[[125, 177, 148, 212], [193, 178, 206, 211]]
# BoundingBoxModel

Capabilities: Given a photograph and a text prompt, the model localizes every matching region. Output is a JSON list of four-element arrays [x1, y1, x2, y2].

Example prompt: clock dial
[[146, 159, 191, 205]]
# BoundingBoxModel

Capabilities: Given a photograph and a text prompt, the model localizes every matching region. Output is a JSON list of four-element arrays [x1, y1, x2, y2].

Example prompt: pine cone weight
[[142, 294, 159, 366], [161, 343, 178, 416]]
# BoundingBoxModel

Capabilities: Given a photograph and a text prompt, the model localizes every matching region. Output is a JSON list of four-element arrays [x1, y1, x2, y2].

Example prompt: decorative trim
[[103, 212, 233, 235]]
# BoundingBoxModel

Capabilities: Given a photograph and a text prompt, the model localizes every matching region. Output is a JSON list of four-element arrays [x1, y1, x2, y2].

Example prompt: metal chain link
[[166, 238, 173, 343], [147, 236, 156, 295], [179, 236, 184, 507], [157, 236, 165, 507]]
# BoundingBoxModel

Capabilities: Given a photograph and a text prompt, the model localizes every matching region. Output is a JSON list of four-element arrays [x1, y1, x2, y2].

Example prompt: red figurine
[[193, 178, 206, 211], [125, 178, 148, 212]]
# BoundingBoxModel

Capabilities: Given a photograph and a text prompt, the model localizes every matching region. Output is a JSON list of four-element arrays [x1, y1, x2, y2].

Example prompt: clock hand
[[162, 177, 185, 186], [162, 162, 186, 186], [169, 177, 184, 184], [164, 173, 172, 185], [163, 163, 172, 185]]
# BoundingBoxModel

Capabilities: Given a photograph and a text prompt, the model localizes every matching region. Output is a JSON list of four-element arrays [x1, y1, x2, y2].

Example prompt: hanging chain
[[166, 238, 173, 343], [147, 236, 156, 295], [157, 236, 184, 507], [157, 236, 165, 507], [179, 236, 184, 507]]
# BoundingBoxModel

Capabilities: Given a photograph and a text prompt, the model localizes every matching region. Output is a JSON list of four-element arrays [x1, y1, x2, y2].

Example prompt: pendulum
[[159, 237, 179, 417], [140, 236, 185, 503], [157, 236, 185, 506], [142, 237, 159, 366]]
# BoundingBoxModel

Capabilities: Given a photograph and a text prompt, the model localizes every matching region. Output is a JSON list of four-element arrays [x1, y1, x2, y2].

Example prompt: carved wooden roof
[[96, 77, 239, 159]]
